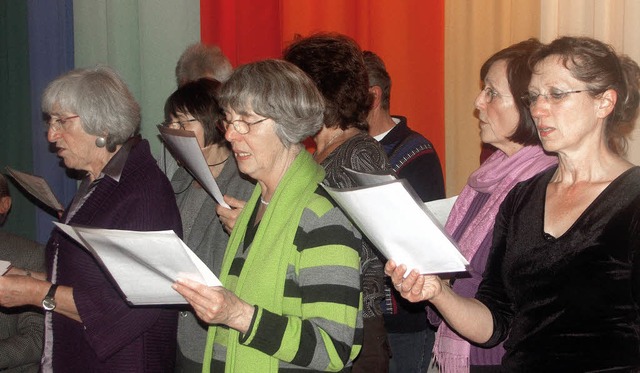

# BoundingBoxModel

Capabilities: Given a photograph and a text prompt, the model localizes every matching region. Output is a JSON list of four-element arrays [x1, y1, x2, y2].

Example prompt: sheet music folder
[[322, 169, 468, 274], [53, 222, 221, 305]]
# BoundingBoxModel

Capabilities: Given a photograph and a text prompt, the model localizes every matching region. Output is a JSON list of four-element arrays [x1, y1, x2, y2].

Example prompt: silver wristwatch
[[42, 284, 58, 311]]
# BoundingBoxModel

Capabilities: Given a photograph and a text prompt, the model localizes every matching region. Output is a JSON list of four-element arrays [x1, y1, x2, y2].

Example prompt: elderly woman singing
[[172, 59, 363, 372], [0, 66, 182, 372]]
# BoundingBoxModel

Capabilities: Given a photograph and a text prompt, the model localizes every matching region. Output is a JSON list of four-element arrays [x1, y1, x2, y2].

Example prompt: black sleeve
[[474, 188, 516, 348]]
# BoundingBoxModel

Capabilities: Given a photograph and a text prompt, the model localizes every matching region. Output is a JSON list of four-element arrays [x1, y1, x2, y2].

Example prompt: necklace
[[314, 129, 344, 160], [207, 156, 229, 167], [325, 129, 344, 148], [260, 196, 270, 205]]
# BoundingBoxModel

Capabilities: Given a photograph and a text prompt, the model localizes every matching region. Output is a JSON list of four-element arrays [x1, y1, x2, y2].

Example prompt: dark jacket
[[45, 138, 182, 372]]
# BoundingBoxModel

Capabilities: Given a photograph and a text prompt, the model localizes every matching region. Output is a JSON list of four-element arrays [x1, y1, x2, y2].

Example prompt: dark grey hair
[[176, 43, 233, 86], [41, 65, 141, 152], [363, 50, 392, 111], [218, 59, 325, 148]]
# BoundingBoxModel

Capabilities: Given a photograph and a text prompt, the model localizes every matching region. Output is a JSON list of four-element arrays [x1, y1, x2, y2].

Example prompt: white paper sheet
[[424, 196, 458, 227], [53, 222, 222, 305], [0, 260, 11, 276], [5, 166, 64, 212], [157, 126, 230, 208], [323, 180, 468, 274], [343, 166, 396, 185]]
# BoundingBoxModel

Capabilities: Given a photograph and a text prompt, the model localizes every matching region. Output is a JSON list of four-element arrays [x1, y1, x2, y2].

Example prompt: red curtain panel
[[201, 0, 445, 173]]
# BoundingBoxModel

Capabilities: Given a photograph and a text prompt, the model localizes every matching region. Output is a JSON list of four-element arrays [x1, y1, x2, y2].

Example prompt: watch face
[[42, 297, 56, 311]]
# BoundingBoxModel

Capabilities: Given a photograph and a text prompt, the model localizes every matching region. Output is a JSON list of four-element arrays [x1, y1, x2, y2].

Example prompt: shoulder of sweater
[[119, 139, 162, 178], [343, 133, 388, 159]]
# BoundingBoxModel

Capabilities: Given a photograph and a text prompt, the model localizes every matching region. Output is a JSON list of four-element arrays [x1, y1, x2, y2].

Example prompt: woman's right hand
[[216, 195, 246, 234], [384, 259, 445, 303]]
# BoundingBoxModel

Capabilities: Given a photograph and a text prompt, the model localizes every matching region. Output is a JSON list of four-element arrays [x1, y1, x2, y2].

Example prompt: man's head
[[175, 43, 233, 87], [0, 174, 12, 226], [363, 50, 392, 112]]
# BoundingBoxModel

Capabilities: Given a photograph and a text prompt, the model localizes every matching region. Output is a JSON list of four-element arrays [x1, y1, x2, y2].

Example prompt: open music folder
[[53, 222, 222, 305], [322, 169, 468, 274]]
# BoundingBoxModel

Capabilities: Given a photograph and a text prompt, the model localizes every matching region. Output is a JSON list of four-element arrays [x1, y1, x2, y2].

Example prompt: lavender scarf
[[432, 145, 557, 372]]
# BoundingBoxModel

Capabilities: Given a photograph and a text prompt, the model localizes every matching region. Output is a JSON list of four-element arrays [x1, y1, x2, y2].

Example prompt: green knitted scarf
[[202, 150, 325, 373]]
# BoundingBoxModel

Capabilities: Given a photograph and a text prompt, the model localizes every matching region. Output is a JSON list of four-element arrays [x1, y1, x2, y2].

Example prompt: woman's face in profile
[[474, 59, 521, 155], [47, 110, 103, 174]]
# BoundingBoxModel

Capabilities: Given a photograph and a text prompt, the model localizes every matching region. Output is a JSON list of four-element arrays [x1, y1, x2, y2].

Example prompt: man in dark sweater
[[364, 50, 445, 373]]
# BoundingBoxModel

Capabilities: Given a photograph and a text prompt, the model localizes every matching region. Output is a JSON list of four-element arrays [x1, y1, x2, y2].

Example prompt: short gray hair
[[218, 59, 325, 148], [41, 65, 141, 152], [176, 43, 233, 86], [363, 50, 392, 111]]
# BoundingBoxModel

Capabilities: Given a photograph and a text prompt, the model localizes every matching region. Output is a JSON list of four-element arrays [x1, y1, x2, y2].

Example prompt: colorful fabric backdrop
[[1, 0, 444, 242]]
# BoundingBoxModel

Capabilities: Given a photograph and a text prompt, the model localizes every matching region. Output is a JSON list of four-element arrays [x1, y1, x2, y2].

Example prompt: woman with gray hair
[[173, 59, 363, 372], [0, 65, 182, 371]]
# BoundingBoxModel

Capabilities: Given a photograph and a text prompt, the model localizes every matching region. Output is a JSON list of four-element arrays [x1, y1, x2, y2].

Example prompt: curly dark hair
[[283, 33, 371, 131]]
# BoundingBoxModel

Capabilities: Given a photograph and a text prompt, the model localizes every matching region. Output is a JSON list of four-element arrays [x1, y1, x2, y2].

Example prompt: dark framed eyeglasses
[[220, 117, 269, 135], [521, 89, 591, 107]]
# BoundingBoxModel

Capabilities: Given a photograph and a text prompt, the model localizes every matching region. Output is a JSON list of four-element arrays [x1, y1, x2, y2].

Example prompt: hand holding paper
[[322, 171, 467, 274], [54, 222, 221, 305]]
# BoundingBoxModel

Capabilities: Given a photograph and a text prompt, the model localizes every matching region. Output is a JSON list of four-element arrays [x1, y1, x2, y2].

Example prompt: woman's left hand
[[173, 278, 255, 334]]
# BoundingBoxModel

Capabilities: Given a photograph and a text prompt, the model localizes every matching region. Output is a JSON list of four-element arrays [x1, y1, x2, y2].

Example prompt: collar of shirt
[[98, 135, 141, 183], [373, 117, 400, 141]]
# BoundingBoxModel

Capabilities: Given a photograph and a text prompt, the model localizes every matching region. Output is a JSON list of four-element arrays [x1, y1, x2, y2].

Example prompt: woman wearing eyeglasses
[[172, 59, 363, 372], [161, 78, 254, 373], [0, 66, 182, 371], [387, 39, 556, 372], [387, 36, 640, 371]]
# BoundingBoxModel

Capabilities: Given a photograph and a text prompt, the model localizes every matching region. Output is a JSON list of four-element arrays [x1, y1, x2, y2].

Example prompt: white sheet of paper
[[157, 126, 230, 208], [424, 195, 458, 227], [5, 166, 64, 212], [323, 180, 468, 274], [343, 166, 396, 186], [0, 260, 11, 275], [53, 222, 221, 305]]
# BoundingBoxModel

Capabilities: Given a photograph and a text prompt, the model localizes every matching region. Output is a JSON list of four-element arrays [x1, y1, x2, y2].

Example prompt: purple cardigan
[[45, 139, 182, 372]]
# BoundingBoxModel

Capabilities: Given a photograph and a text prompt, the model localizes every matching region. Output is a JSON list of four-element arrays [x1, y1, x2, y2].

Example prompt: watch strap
[[46, 283, 58, 298]]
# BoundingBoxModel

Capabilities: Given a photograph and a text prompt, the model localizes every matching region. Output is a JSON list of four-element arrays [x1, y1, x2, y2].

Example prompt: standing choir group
[[0, 32, 639, 373]]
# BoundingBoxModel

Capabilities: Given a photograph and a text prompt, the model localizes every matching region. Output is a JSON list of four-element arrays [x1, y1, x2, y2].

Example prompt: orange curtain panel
[[200, 0, 446, 173]]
